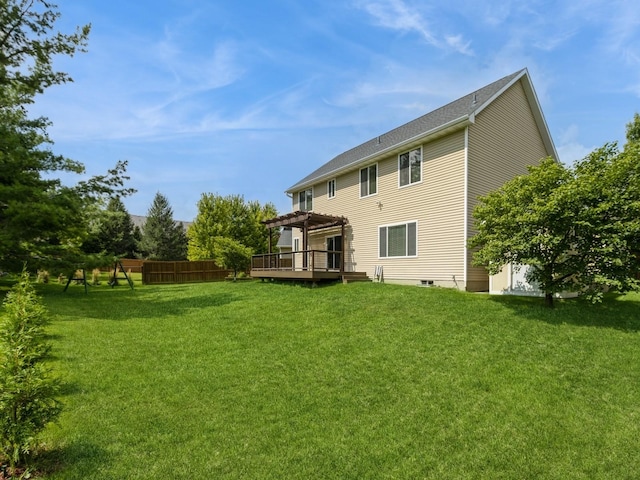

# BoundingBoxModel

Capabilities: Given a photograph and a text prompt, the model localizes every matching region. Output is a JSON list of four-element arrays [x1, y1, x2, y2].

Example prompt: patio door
[[327, 235, 342, 270]]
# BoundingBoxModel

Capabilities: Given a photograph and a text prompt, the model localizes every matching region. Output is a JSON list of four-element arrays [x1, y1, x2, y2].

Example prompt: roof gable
[[287, 68, 556, 193]]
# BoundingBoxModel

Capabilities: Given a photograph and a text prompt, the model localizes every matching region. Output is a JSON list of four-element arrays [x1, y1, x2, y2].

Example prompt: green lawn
[[15, 280, 640, 478]]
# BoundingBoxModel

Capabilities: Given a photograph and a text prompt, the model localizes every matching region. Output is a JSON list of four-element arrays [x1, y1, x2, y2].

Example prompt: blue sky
[[32, 0, 640, 221]]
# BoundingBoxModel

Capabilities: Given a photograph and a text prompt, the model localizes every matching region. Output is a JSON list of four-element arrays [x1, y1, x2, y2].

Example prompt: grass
[[5, 279, 640, 479]]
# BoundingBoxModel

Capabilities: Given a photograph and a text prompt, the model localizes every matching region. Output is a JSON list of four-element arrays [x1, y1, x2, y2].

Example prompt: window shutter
[[408, 222, 417, 256], [379, 226, 387, 257]]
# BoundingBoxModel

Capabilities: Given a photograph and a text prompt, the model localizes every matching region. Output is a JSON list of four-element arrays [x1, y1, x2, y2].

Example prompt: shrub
[[91, 268, 102, 285], [0, 270, 62, 474], [36, 270, 49, 284], [74, 269, 85, 285]]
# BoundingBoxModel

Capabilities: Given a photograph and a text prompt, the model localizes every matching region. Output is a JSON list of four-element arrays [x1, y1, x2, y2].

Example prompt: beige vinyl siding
[[295, 131, 466, 285], [490, 265, 510, 293], [466, 79, 552, 291]]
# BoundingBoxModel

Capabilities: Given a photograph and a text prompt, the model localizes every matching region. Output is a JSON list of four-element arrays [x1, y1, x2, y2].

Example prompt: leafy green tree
[[626, 112, 640, 145], [139, 192, 188, 260], [213, 236, 253, 281], [82, 197, 138, 258], [0, 269, 62, 473], [187, 193, 277, 260], [469, 136, 640, 307], [0, 0, 133, 273]]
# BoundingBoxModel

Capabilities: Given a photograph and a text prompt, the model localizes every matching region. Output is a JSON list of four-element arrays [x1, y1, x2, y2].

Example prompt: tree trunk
[[545, 292, 554, 308]]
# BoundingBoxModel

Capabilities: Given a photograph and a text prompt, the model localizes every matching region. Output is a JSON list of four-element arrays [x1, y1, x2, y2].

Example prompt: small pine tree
[[139, 193, 188, 260], [0, 270, 62, 473]]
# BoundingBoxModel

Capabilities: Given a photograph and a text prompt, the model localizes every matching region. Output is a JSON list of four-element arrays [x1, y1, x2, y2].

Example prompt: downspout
[[463, 126, 469, 290]]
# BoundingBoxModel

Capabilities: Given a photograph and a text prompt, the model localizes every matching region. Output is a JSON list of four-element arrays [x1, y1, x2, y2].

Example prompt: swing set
[[63, 260, 134, 293]]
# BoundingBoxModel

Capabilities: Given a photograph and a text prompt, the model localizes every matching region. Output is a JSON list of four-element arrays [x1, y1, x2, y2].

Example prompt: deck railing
[[251, 250, 343, 273]]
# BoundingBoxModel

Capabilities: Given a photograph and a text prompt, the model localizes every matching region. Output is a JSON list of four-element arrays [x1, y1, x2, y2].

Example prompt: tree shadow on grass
[[36, 439, 110, 480], [487, 293, 640, 332], [42, 285, 240, 321]]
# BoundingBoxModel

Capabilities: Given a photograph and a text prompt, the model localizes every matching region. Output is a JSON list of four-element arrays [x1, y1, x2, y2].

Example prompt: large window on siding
[[298, 188, 312, 211], [399, 147, 422, 187], [360, 164, 377, 197], [379, 221, 417, 258]]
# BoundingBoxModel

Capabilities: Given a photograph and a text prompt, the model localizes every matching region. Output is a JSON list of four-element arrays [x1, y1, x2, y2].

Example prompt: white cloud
[[355, 0, 472, 55], [358, 0, 438, 45], [445, 35, 473, 56], [532, 30, 576, 51], [556, 125, 595, 164]]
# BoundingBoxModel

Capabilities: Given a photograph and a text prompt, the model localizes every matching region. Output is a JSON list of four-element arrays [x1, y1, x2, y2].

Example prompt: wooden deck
[[251, 250, 352, 283], [250, 269, 344, 281]]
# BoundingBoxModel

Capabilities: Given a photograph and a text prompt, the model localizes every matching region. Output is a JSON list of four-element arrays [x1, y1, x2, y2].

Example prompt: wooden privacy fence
[[118, 259, 144, 273], [99, 259, 145, 273], [142, 261, 233, 285]]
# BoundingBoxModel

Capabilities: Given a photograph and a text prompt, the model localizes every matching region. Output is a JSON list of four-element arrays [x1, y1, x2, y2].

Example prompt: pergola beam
[[262, 210, 347, 230]]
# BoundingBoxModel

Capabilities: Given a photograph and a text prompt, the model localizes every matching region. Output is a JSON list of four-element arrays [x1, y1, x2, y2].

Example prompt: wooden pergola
[[251, 211, 349, 281], [264, 211, 347, 253]]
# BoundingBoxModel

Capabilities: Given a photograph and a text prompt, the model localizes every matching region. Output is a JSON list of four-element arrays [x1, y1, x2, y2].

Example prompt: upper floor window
[[327, 179, 336, 199], [298, 188, 312, 211], [360, 164, 377, 198], [379, 221, 417, 258], [399, 147, 422, 187]]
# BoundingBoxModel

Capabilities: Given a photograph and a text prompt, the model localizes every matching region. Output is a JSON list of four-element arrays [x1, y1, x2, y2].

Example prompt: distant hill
[[130, 215, 192, 231]]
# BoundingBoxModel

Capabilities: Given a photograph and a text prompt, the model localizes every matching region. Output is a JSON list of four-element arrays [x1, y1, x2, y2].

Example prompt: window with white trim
[[327, 179, 336, 199], [399, 147, 422, 187], [379, 221, 417, 258], [360, 164, 377, 197], [298, 188, 312, 211], [294, 238, 300, 252]]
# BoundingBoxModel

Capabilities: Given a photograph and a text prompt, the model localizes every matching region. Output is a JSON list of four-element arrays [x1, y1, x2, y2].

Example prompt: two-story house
[[253, 69, 557, 291]]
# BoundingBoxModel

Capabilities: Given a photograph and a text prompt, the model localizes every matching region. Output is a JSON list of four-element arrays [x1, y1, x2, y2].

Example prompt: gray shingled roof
[[287, 69, 527, 192]]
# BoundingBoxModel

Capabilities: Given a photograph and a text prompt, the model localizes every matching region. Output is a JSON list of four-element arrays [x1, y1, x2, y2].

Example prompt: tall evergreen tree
[[0, 0, 133, 272], [82, 197, 137, 258], [139, 193, 187, 260]]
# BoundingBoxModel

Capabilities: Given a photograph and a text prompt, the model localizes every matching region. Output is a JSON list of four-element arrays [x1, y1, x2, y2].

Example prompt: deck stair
[[341, 272, 371, 284]]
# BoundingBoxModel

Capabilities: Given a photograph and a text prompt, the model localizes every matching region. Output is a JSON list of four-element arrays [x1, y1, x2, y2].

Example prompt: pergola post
[[341, 223, 345, 273], [268, 227, 273, 269], [303, 220, 309, 269]]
